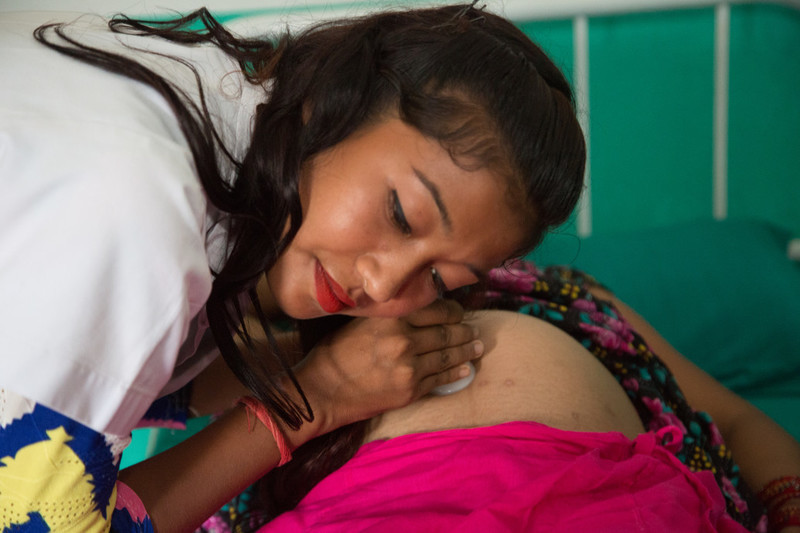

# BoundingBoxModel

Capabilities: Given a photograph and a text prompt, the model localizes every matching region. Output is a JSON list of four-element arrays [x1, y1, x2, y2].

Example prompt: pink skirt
[[260, 421, 748, 532]]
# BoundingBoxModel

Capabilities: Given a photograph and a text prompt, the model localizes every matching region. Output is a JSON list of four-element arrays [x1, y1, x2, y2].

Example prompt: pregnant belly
[[366, 310, 646, 443]]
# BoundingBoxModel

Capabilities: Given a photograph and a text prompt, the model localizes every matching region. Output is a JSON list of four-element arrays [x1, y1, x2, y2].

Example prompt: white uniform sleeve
[[0, 13, 214, 435], [0, 123, 212, 436]]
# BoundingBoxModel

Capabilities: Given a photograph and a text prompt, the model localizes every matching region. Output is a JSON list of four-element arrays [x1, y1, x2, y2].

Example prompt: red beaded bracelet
[[760, 476, 800, 506], [238, 396, 293, 467], [770, 504, 800, 531], [758, 476, 800, 532]]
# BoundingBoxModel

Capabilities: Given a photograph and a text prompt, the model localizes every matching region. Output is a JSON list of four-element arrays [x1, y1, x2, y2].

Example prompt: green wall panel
[[588, 8, 716, 235], [518, 5, 800, 239], [728, 4, 800, 236], [517, 18, 575, 88]]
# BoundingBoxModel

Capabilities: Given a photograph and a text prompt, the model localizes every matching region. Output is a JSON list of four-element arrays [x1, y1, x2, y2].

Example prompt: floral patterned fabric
[[478, 261, 767, 532]]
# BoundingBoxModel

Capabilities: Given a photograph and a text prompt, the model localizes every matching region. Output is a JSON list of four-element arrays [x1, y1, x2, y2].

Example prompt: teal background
[[728, 5, 800, 232], [522, 4, 800, 238]]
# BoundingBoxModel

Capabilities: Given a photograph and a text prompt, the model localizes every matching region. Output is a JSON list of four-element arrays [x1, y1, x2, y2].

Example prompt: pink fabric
[[259, 421, 748, 533]]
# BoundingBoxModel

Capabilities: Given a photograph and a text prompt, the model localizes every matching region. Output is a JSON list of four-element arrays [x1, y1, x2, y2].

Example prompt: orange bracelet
[[238, 396, 293, 467]]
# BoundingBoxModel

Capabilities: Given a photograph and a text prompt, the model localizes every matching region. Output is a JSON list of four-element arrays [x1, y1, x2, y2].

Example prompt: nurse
[[0, 4, 586, 531]]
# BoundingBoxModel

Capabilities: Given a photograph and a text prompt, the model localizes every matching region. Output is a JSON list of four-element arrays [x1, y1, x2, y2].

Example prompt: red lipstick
[[314, 261, 355, 313]]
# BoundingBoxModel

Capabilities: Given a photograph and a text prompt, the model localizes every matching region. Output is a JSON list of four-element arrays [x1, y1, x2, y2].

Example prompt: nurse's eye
[[390, 189, 412, 235], [431, 267, 448, 298]]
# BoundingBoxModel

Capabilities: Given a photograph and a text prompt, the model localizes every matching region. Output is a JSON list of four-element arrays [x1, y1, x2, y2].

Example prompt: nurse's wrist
[[276, 373, 332, 450]]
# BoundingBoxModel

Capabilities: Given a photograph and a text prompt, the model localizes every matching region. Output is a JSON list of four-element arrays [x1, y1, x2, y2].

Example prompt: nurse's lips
[[315, 261, 356, 313]]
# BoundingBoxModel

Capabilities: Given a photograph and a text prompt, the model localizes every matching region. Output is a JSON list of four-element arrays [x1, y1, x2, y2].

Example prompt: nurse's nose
[[356, 253, 418, 303]]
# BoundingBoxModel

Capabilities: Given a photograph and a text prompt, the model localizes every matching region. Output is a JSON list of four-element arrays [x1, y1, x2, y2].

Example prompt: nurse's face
[[265, 116, 527, 319]]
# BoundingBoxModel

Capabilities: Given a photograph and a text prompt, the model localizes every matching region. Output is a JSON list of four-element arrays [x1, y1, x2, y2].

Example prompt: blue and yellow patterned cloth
[[0, 390, 194, 531]]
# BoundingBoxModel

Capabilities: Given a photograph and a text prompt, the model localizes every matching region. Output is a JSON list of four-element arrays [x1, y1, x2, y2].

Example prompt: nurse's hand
[[289, 299, 483, 445]]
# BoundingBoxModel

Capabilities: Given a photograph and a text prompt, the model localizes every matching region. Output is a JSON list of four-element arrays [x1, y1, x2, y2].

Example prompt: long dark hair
[[34, 3, 584, 442]]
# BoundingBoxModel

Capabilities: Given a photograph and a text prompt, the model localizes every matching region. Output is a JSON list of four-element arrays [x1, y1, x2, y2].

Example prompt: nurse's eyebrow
[[413, 168, 452, 232]]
